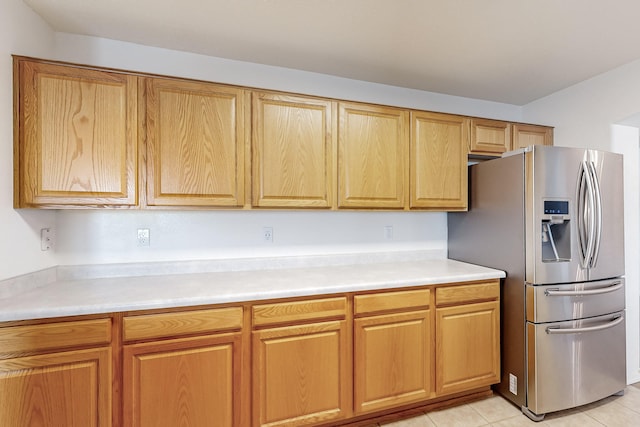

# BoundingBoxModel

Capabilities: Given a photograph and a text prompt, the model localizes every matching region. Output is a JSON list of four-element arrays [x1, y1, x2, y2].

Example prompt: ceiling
[[22, 0, 640, 105]]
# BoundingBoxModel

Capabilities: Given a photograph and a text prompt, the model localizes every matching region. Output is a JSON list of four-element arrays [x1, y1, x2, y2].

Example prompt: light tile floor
[[377, 385, 640, 427]]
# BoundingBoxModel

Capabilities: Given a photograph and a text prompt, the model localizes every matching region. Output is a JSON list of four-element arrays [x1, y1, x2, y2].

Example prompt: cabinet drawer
[[436, 281, 500, 306], [0, 318, 112, 354], [354, 289, 430, 316], [252, 297, 346, 327], [123, 307, 243, 342]]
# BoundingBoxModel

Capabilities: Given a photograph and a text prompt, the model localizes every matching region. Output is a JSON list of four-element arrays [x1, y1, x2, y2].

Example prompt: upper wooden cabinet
[[470, 119, 554, 157], [13, 57, 552, 211], [338, 102, 409, 209], [143, 77, 246, 207], [410, 112, 468, 210], [14, 58, 138, 208], [252, 92, 335, 208], [469, 118, 511, 156], [512, 123, 553, 150]]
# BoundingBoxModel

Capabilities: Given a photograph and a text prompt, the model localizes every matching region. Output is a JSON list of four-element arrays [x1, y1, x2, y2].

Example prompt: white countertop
[[0, 258, 504, 322]]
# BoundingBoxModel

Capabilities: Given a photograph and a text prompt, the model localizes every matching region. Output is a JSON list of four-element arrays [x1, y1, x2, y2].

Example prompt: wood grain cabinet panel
[[0, 318, 112, 354], [123, 333, 242, 427], [354, 289, 430, 315], [14, 57, 138, 207], [252, 92, 335, 208], [252, 320, 350, 426], [143, 77, 245, 207], [435, 299, 500, 396], [469, 118, 511, 156], [354, 310, 432, 414], [338, 102, 408, 209], [511, 123, 553, 150], [435, 281, 500, 306], [410, 111, 468, 210], [0, 347, 112, 427], [123, 306, 242, 341], [252, 297, 346, 327]]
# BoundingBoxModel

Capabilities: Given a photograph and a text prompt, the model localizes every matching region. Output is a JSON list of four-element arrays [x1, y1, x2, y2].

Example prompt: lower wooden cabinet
[[354, 310, 432, 414], [252, 320, 351, 427], [123, 333, 242, 427], [435, 282, 501, 396], [0, 318, 113, 427], [352, 288, 432, 415], [122, 307, 244, 427], [0, 279, 500, 427], [0, 348, 112, 427]]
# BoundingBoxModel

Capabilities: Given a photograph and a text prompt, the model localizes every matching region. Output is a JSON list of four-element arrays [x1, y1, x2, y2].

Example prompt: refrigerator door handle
[[578, 160, 597, 268], [577, 161, 589, 267], [544, 281, 623, 297], [545, 315, 623, 334], [587, 160, 602, 268]]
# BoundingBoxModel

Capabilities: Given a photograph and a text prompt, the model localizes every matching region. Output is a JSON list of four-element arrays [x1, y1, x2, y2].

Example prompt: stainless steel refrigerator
[[448, 145, 626, 421]]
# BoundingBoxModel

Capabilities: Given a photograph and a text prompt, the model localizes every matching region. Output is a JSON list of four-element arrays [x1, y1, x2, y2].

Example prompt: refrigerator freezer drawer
[[526, 311, 626, 416], [526, 278, 624, 323]]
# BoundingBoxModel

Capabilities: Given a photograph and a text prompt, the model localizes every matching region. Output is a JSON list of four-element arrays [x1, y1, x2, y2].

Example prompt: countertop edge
[[0, 258, 504, 323]]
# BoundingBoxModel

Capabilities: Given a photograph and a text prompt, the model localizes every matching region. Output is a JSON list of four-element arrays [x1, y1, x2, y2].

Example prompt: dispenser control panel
[[544, 200, 569, 215]]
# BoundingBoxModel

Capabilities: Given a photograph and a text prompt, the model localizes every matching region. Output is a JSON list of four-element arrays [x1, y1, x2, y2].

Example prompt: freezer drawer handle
[[544, 281, 623, 297], [546, 315, 623, 334]]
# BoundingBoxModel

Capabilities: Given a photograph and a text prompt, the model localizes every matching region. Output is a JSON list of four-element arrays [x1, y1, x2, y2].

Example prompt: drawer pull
[[546, 315, 623, 334], [544, 281, 622, 297]]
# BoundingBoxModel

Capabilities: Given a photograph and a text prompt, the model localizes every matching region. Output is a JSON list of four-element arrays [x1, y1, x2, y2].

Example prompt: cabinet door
[[0, 347, 112, 427], [252, 92, 335, 208], [354, 310, 432, 414], [338, 102, 408, 208], [512, 123, 553, 150], [469, 118, 511, 156], [410, 111, 468, 210], [123, 333, 242, 427], [435, 300, 500, 395], [14, 58, 137, 207], [252, 320, 350, 426], [144, 78, 245, 207]]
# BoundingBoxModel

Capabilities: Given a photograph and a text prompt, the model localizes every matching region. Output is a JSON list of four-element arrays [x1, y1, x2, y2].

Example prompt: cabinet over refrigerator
[[448, 145, 625, 421]]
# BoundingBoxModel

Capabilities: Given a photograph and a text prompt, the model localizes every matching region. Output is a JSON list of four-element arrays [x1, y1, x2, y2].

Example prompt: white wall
[[54, 210, 447, 265], [0, 0, 59, 280], [53, 34, 523, 120], [523, 65, 640, 384], [523, 58, 640, 151], [612, 125, 640, 385]]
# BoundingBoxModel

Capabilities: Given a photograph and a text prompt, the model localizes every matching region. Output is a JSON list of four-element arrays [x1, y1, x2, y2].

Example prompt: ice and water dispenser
[[541, 200, 571, 262]]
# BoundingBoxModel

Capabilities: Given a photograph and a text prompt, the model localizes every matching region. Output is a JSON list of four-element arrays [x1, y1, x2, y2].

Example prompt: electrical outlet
[[41, 228, 53, 251], [137, 228, 150, 247], [509, 373, 518, 395], [263, 227, 273, 243], [384, 225, 393, 240]]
